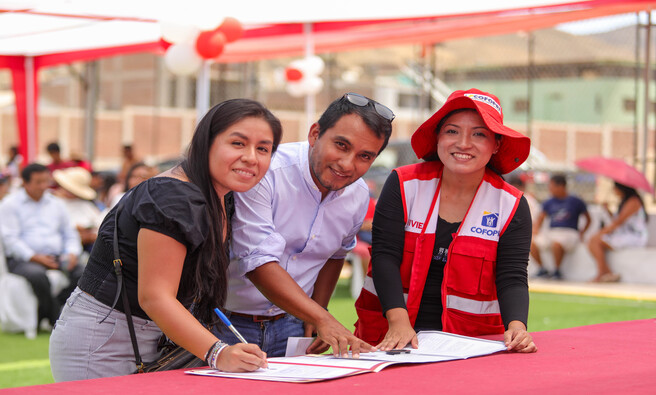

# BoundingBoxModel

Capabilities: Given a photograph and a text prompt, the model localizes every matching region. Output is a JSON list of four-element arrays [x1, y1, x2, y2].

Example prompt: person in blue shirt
[[215, 93, 394, 358], [531, 174, 590, 279]]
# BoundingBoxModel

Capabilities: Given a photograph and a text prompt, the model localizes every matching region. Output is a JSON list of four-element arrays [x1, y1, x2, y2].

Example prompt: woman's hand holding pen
[[215, 344, 268, 372], [211, 308, 268, 371], [378, 308, 418, 351]]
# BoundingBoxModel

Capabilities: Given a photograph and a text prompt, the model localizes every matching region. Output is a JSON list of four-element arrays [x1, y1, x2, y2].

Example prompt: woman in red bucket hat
[[354, 89, 537, 353]]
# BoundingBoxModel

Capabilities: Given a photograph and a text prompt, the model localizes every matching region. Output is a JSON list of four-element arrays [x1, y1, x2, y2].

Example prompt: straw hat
[[411, 88, 531, 174], [53, 167, 96, 200]]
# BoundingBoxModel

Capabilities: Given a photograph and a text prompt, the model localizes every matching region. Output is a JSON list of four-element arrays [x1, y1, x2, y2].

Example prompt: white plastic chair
[[0, 244, 38, 339], [347, 252, 365, 299], [0, 241, 70, 339], [46, 269, 70, 298]]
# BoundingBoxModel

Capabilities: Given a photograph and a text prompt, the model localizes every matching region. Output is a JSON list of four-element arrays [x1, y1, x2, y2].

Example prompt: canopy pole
[[84, 61, 99, 164], [196, 60, 211, 122], [642, 12, 651, 174], [651, 10, 656, 201], [25, 56, 37, 163], [634, 12, 641, 167], [304, 22, 315, 132], [527, 31, 535, 140]]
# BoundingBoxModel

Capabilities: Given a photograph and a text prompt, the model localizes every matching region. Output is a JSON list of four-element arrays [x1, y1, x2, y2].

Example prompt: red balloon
[[285, 67, 303, 82], [217, 17, 243, 42], [195, 30, 226, 59]]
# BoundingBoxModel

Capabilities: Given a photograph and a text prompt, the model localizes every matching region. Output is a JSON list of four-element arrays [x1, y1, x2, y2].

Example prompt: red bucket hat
[[411, 88, 530, 174]]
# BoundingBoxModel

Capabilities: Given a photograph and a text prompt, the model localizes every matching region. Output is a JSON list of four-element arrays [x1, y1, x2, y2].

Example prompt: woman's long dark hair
[[179, 99, 282, 323], [614, 182, 646, 220]]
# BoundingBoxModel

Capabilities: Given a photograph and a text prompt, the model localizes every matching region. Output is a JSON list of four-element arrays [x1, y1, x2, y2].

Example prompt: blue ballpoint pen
[[214, 308, 249, 344]]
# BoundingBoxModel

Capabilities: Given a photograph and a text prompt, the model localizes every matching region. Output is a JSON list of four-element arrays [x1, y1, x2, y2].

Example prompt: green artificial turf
[[0, 331, 53, 388]]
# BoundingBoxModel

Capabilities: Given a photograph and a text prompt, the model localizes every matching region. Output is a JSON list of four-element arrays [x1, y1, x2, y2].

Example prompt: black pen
[[386, 349, 411, 355]]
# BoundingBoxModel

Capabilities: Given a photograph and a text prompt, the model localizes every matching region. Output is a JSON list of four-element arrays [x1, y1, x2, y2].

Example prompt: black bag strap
[[99, 194, 144, 373], [98, 204, 125, 324]]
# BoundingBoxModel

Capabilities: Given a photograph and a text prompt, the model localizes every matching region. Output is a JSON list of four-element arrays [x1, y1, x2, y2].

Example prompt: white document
[[285, 337, 315, 357], [188, 355, 395, 383], [187, 331, 506, 383], [356, 350, 456, 364], [357, 331, 505, 363], [415, 331, 506, 358]]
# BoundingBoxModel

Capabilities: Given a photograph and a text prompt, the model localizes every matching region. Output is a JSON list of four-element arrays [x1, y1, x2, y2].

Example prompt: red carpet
[[3, 319, 655, 394]]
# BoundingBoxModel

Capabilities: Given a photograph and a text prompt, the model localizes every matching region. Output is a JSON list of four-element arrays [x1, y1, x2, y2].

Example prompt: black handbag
[[139, 334, 206, 373], [106, 196, 206, 373]]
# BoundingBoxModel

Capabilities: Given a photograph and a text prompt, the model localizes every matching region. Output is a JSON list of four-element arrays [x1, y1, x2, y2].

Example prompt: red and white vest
[[354, 161, 522, 344]]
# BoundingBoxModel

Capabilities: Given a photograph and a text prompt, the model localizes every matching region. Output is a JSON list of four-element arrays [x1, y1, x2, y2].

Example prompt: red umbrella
[[574, 156, 654, 195]]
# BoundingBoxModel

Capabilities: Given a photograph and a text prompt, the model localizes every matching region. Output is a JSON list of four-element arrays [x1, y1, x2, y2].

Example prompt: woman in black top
[[354, 89, 537, 353], [50, 99, 282, 381]]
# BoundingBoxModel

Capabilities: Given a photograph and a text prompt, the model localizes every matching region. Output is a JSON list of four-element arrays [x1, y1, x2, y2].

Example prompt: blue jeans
[[211, 312, 305, 357]]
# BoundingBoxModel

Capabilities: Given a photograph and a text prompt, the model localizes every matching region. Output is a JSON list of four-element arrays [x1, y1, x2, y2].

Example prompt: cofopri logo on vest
[[481, 212, 498, 228], [470, 211, 500, 237]]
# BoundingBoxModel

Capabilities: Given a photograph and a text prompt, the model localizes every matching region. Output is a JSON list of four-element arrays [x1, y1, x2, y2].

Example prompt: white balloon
[[303, 76, 324, 95], [289, 59, 306, 71], [164, 43, 202, 76], [285, 56, 324, 96], [286, 82, 307, 98], [160, 21, 200, 44], [303, 56, 325, 75]]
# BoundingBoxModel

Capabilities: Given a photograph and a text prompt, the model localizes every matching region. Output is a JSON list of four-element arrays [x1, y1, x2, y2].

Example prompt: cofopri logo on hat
[[481, 211, 499, 228], [464, 93, 502, 115]]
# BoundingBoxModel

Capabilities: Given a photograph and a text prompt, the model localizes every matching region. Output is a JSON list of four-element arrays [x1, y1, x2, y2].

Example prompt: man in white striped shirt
[[0, 163, 83, 327]]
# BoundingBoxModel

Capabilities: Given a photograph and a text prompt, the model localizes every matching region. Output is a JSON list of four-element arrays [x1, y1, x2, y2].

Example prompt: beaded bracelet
[[204, 340, 222, 364], [204, 340, 223, 364], [205, 340, 229, 370]]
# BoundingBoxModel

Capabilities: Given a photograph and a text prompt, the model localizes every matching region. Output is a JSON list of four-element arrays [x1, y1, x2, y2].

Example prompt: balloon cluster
[[284, 56, 325, 97], [161, 17, 243, 76]]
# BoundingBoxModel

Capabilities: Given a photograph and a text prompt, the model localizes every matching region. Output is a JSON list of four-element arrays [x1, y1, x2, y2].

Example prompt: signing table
[[3, 319, 655, 394]]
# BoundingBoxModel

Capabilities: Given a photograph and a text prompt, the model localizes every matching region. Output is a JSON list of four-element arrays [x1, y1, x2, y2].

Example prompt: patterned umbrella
[[574, 156, 654, 195]]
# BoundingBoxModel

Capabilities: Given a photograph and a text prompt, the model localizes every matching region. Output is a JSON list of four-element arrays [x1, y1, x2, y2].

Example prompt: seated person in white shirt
[[0, 163, 83, 327], [215, 93, 394, 358], [52, 166, 103, 255]]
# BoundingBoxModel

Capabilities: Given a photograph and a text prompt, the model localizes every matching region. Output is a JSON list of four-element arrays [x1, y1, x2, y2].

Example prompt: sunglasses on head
[[343, 92, 395, 122]]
